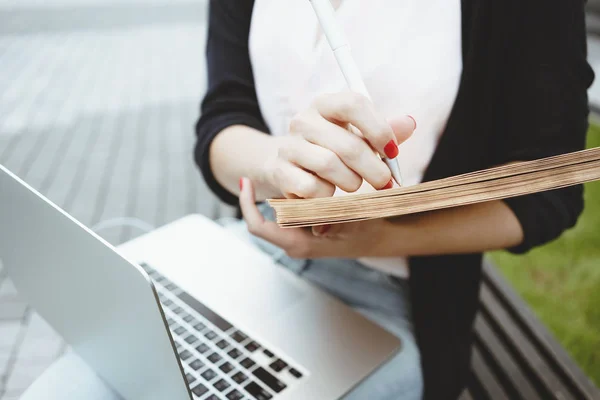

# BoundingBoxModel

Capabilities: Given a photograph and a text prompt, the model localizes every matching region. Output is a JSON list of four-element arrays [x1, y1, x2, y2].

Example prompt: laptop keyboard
[[139, 263, 306, 400]]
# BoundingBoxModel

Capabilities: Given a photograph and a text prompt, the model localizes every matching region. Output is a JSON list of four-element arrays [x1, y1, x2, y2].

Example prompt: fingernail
[[319, 225, 331, 235], [382, 179, 393, 190], [314, 225, 331, 236], [408, 115, 417, 130], [239, 177, 244, 191], [384, 140, 399, 158]]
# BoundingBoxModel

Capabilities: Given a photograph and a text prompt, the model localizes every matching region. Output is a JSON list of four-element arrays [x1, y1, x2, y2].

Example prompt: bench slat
[[459, 389, 475, 400], [479, 282, 575, 399], [482, 261, 600, 399], [470, 346, 512, 400], [474, 314, 543, 400]]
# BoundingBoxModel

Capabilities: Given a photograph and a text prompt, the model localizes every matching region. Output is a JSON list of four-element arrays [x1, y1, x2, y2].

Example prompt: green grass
[[490, 124, 600, 387]]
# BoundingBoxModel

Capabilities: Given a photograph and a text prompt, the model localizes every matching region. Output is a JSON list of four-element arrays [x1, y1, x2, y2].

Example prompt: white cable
[[91, 217, 155, 235]]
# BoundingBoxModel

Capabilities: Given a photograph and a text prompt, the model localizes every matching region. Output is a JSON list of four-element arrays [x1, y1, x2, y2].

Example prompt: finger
[[311, 224, 331, 237], [272, 159, 336, 199], [311, 222, 345, 238], [239, 177, 295, 248], [313, 92, 399, 159], [293, 116, 392, 190], [388, 115, 417, 144], [279, 138, 363, 193]]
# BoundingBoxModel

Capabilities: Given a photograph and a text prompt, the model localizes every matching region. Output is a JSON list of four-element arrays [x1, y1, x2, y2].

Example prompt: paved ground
[[0, 0, 230, 397]]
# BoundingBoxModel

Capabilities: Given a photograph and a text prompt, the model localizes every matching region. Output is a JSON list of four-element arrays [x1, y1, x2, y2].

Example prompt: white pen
[[308, 0, 404, 186]]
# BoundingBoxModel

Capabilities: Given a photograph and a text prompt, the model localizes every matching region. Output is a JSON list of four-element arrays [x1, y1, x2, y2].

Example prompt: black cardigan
[[194, 1, 594, 398]]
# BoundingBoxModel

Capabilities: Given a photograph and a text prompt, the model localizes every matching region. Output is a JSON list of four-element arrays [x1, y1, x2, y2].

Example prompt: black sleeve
[[499, 1, 595, 254], [194, 0, 269, 205]]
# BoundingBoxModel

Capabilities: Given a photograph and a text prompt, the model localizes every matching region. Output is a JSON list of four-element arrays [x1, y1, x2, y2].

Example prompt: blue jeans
[[220, 205, 423, 400]]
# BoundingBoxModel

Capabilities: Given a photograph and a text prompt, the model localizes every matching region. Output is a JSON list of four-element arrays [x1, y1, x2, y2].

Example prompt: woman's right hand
[[263, 91, 417, 199]]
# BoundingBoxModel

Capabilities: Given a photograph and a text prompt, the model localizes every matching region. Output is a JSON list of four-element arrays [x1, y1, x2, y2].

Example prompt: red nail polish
[[382, 180, 393, 190], [384, 140, 399, 158], [408, 115, 417, 130], [239, 177, 244, 191], [319, 225, 331, 235]]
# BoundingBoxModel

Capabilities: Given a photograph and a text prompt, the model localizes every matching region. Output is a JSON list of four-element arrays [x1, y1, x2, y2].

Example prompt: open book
[[268, 147, 600, 227]]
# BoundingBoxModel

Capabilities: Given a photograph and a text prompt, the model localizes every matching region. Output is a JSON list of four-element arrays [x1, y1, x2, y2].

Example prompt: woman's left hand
[[239, 177, 394, 259]]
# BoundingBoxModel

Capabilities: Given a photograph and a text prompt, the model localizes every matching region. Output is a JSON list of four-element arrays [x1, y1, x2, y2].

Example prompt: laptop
[[0, 164, 400, 400]]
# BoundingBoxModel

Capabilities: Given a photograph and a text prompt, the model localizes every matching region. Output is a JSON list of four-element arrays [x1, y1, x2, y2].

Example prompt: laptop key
[[269, 359, 288, 373], [228, 348, 242, 360], [190, 359, 204, 371], [183, 314, 194, 323], [177, 292, 234, 331], [191, 383, 209, 396], [174, 326, 186, 335], [185, 335, 199, 345], [167, 318, 175, 326], [216, 339, 229, 350], [226, 389, 244, 400], [205, 331, 217, 340], [139, 263, 150, 271], [205, 396, 220, 400], [244, 341, 260, 353], [185, 373, 196, 385], [201, 368, 217, 381], [253, 367, 287, 393], [179, 350, 192, 361], [173, 306, 183, 314], [193, 322, 206, 331], [240, 357, 256, 369], [165, 283, 178, 291], [262, 349, 274, 358], [244, 381, 273, 400], [162, 299, 173, 307], [214, 378, 231, 392], [207, 352, 222, 364], [231, 331, 248, 343], [219, 362, 234, 374], [232, 371, 248, 384], [195, 343, 210, 354], [289, 368, 303, 379]]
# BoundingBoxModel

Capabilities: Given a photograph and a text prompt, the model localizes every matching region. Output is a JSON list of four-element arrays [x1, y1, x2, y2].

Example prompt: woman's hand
[[239, 178, 395, 259], [240, 177, 525, 260], [263, 91, 416, 199]]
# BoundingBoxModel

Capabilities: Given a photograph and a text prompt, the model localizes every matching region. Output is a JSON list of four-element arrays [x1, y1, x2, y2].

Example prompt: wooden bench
[[461, 260, 600, 400]]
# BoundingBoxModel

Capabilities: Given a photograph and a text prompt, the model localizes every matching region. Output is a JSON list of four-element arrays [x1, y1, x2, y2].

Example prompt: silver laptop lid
[[0, 165, 191, 400]]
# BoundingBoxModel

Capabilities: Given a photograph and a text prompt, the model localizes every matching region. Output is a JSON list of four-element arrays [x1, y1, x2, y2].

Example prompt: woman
[[195, 0, 594, 398]]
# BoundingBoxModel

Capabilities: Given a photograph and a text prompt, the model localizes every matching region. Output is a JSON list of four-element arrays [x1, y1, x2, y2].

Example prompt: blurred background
[[0, 0, 598, 398]]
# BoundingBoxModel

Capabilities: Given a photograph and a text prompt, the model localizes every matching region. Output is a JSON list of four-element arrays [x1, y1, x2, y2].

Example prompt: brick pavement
[[0, 1, 230, 397]]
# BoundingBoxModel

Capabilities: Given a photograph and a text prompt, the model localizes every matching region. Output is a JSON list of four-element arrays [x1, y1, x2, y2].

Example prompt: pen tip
[[385, 158, 403, 187]]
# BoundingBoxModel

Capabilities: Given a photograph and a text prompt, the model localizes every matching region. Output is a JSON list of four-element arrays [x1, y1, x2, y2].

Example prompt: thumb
[[388, 115, 417, 145], [311, 223, 344, 238]]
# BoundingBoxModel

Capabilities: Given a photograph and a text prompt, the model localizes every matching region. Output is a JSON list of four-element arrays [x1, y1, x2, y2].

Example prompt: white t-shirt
[[249, 0, 463, 277]]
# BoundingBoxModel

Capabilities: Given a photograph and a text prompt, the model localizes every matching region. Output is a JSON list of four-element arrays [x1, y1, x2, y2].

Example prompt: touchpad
[[219, 267, 306, 319], [176, 255, 308, 330]]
